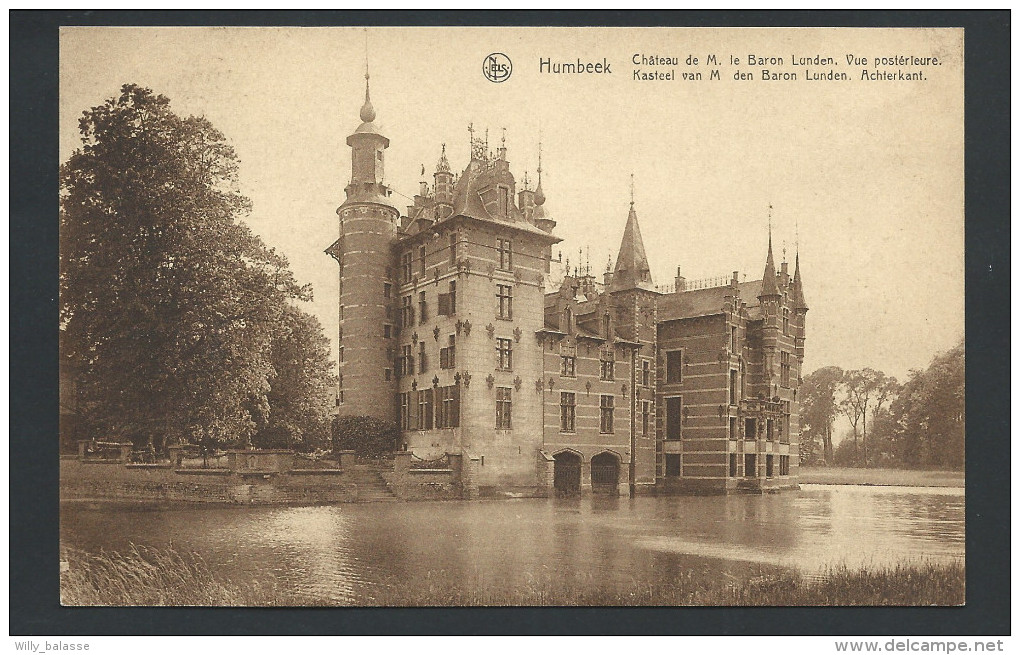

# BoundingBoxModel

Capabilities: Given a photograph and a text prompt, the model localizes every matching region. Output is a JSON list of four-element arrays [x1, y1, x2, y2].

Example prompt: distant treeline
[[800, 339, 964, 470]]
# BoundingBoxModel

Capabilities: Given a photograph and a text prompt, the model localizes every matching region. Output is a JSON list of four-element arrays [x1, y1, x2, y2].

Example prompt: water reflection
[[60, 484, 964, 604]]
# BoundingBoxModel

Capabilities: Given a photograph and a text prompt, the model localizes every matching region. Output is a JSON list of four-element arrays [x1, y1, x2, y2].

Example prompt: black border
[[11, 10, 1009, 636]]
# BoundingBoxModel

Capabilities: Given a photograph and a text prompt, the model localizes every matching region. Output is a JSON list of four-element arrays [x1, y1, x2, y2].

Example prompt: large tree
[[253, 305, 337, 451], [881, 340, 964, 469], [61, 84, 308, 452], [799, 366, 843, 465]]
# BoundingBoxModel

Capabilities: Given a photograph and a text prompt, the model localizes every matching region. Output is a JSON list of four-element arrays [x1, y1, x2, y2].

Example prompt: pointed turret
[[759, 226, 781, 299], [532, 143, 556, 233], [610, 186, 654, 292], [791, 250, 808, 311]]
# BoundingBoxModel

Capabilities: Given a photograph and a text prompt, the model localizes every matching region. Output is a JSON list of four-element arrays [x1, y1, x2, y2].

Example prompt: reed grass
[[60, 545, 290, 606], [61, 544, 964, 607]]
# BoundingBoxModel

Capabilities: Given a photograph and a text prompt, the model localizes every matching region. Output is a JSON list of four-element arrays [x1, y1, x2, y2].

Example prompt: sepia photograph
[[54, 24, 968, 609]]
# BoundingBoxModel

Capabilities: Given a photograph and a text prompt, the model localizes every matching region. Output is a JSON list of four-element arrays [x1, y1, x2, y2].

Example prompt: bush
[[331, 415, 398, 458]]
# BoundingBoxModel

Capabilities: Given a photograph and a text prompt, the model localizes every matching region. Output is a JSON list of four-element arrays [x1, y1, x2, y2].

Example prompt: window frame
[[666, 349, 683, 384], [599, 394, 615, 434]]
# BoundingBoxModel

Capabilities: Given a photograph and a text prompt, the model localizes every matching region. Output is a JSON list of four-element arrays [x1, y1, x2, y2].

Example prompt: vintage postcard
[[58, 25, 964, 607]]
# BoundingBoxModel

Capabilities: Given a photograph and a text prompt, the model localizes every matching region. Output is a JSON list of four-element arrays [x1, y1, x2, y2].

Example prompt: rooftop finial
[[630, 173, 635, 206], [501, 126, 507, 147], [534, 139, 546, 206], [359, 29, 376, 123]]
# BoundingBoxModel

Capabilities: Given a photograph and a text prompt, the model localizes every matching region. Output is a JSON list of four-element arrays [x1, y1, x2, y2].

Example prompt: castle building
[[327, 75, 807, 495]]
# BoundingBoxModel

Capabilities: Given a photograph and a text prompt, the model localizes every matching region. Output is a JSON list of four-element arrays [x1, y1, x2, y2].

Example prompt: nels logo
[[483, 53, 512, 83]]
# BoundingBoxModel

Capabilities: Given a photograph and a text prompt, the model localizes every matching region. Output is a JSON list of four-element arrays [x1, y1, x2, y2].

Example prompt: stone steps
[[347, 464, 398, 502]]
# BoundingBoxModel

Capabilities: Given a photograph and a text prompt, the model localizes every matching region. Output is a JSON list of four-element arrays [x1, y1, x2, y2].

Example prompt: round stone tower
[[333, 72, 401, 422]]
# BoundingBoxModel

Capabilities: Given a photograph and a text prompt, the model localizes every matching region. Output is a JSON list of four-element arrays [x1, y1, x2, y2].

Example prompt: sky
[[60, 26, 964, 382]]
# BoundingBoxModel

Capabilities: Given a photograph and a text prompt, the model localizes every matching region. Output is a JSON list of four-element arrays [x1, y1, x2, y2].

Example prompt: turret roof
[[610, 202, 655, 292]]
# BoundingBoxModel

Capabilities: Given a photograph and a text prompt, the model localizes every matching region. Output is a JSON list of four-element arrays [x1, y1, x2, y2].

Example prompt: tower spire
[[760, 206, 780, 298], [359, 31, 376, 123], [534, 139, 545, 206], [611, 187, 654, 292], [792, 225, 808, 311]]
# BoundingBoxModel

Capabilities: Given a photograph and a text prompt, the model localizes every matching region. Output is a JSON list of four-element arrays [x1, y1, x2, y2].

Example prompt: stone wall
[[61, 459, 359, 505], [386, 451, 480, 500]]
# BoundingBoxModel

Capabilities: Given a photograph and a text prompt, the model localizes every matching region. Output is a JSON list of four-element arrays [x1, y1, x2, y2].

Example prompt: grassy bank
[[60, 545, 287, 606], [61, 545, 964, 606], [798, 466, 964, 488]]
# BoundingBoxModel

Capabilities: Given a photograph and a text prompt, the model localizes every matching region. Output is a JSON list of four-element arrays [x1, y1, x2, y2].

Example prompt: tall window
[[600, 395, 615, 434], [495, 387, 512, 429], [666, 350, 683, 383], [665, 396, 682, 440], [399, 392, 410, 430], [783, 308, 790, 336], [730, 369, 738, 405], [418, 245, 426, 276], [497, 238, 513, 270], [665, 453, 681, 477], [600, 348, 615, 381], [401, 251, 413, 282], [560, 392, 576, 432], [729, 416, 738, 440], [602, 313, 611, 338], [418, 291, 427, 324], [440, 335, 456, 369], [399, 344, 413, 376], [496, 338, 513, 371], [641, 359, 651, 387], [449, 232, 457, 264], [384, 324, 392, 339], [560, 355, 576, 377], [780, 351, 791, 387], [418, 341, 427, 374], [384, 282, 392, 299], [401, 295, 414, 327], [417, 390, 433, 430], [642, 400, 652, 436], [731, 325, 737, 352], [496, 284, 513, 319], [439, 281, 456, 316], [435, 386, 460, 428]]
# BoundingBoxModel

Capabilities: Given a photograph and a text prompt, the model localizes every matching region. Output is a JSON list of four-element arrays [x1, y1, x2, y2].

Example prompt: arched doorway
[[590, 452, 621, 495], [553, 451, 582, 495]]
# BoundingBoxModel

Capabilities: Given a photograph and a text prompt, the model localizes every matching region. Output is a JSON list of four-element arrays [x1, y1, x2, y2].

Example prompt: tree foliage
[[801, 339, 963, 470], [253, 305, 337, 451], [331, 416, 399, 458], [799, 366, 843, 464], [61, 84, 323, 453]]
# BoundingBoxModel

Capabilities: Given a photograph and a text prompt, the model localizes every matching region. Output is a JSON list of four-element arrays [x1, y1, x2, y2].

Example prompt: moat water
[[60, 484, 963, 604]]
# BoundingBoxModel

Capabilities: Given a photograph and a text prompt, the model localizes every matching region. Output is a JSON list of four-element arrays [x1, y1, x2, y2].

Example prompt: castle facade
[[327, 76, 807, 495]]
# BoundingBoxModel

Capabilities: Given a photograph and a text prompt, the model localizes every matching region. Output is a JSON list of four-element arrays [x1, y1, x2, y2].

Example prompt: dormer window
[[563, 307, 572, 333], [603, 313, 611, 338], [498, 186, 510, 216]]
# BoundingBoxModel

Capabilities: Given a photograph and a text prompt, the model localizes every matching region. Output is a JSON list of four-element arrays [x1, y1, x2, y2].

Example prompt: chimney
[[675, 267, 686, 293]]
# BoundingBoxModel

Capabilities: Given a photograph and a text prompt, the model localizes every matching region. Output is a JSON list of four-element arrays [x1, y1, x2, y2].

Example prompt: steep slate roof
[[610, 204, 655, 291], [791, 252, 808, 310], [759, 234, 781, 298]]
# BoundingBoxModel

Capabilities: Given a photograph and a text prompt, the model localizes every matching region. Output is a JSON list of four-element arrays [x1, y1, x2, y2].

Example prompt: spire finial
[[534, 139, 546, 206], [359, 29, 376, 123], [501, 126, 506, 147], [630, 173, 635, 206]]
